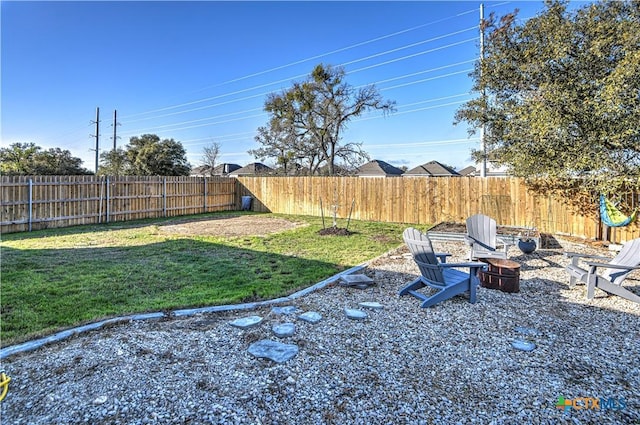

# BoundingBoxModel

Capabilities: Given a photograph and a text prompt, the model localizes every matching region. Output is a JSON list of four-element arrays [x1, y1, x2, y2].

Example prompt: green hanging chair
[[600, 195, 637, 227]]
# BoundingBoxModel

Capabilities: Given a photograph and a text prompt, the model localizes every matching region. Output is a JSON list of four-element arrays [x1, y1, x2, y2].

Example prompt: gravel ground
[[1, 236, 639, 424]]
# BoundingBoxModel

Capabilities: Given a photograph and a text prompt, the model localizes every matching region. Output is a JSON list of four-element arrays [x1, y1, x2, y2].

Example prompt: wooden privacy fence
[[2, 175, 638, 243], [0, 176, 237, 233], [237, 176, 640, 244]]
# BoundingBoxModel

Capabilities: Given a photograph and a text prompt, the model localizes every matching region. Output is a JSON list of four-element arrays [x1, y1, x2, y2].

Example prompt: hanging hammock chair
[[600, 194, 637, 227]]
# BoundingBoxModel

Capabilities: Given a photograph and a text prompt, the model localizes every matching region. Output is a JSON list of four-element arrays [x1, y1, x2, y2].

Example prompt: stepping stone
[[511, 339, 536, 352], [298, 311, 322, 323], [344, 308, 368, 320], [358, 302, 384, 310], [272, 323, 296, 338], [248, 340, 298, 363], [339, 274, 374, 289], [229, 315, 263, 329], [272, 306, 300, 315]]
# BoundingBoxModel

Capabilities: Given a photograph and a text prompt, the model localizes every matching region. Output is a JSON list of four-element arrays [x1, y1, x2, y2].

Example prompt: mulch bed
[[317, 226, 353, 236]]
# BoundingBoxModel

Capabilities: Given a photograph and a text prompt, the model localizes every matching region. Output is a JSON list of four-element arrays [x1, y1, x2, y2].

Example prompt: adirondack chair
[[465, 214, 513, 260], [399, 227, 486, 308], [565, 238, 640, 303]]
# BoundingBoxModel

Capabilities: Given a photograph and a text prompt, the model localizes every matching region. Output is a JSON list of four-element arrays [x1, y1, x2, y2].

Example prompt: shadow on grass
[[0, 238, 343, 347]]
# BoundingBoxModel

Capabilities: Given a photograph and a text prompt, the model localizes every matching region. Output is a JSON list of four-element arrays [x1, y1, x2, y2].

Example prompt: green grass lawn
[[0, 212, 411, 346]]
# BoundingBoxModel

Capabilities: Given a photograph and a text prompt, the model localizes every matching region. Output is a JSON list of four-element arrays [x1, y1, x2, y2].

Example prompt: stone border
[[0, 264, 366, 360]]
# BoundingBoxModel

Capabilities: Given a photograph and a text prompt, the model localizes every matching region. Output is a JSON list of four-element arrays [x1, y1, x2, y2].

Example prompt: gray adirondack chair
[[565, 238, 640, 303], [465, 214, 512, 260], [399, 227, 486, 308]]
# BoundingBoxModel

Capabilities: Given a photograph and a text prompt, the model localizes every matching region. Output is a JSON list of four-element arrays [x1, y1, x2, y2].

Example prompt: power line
[[379, 69, 474, 92], [117, 29, 479, 142], [367, 137, 479, 148], [47, 5, 505, 167], [364, 59, 475, 87], [36, 2, 533, 165], [122, 32, 476, 126], [354, 99, 471, 123], [120, 68, 474, 138], [120, 34, 477, 127], [120, 6, 480, 120], [347, 38, 477, 75], [122, 62, 475, 137], [122, 56, 475, 131], [340, 26, 476, 69]]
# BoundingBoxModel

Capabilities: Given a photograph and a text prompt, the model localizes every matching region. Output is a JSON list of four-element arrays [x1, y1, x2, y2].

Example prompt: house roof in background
[[457, 164, 510, 177], [212, 163, 242, 174], [190, 165, 208, 176], [458, 165, 477, 176], [230, 162, 273, 176], [404, 160, 460, 177], [190, 163, 242, 176], [356, 159, 404, 177]]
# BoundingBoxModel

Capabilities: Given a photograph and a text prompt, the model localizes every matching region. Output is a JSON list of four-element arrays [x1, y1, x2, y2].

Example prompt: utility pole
[[90, 107, 100, 174], [479, 3, 487, 177], [111, 109, 120, 151]]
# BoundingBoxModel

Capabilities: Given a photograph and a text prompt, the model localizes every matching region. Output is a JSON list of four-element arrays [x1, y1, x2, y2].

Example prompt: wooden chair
[[565, 238, 640, 303], [465, 213, 512, 260], [399, 228, 486, 308]]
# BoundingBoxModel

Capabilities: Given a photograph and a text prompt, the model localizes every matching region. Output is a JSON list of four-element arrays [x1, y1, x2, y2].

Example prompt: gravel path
[[1, 237, 638, 424]]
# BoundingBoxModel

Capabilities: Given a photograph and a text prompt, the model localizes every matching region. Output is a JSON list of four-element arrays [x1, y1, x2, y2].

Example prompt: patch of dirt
[[157, 215, 305, 237], [317, 226, 353, 236]]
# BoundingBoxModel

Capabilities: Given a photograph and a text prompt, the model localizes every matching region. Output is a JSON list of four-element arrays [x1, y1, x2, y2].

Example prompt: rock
[[272, 323, 296, 338], [358, 302, 384, 310], [344, 308, 368, 320], [511, 339, 536, 352], [271, 306, 299, 315], [339, 274, 374, 289], [298, 312, 322, 323], [92, 395, 108, 405], [229, 316, 263, 329], [247, 340, 298, 363]]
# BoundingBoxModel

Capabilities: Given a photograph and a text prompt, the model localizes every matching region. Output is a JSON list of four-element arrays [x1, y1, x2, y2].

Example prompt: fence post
[[203, 177, 207, 213], [163, 177, 167, 217], [28, 178, 33, 232], [106, 177, 110, 223]]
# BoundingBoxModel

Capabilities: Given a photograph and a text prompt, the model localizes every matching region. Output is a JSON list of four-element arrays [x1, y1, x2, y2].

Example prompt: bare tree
[[256, 64, 395, 175], [201, 142, 221, 177]]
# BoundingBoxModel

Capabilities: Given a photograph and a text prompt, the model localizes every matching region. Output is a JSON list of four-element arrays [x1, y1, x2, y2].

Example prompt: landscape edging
[[0, 264, 366, 360]]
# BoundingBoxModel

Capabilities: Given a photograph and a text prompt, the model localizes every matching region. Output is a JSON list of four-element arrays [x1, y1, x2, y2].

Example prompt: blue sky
[[1, 1, 582, 173]]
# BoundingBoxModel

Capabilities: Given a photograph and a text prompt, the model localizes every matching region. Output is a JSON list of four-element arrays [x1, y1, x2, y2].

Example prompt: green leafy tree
[[0, 143, 40, 175], [255, 64, 395, 175], [0, 143, 92, 175], [455, 0, 640, 208], [98, 148, 130, 176], [34, 147, 92, 175], [249, 123, 311, 175], [126, 134, 191, 176]]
